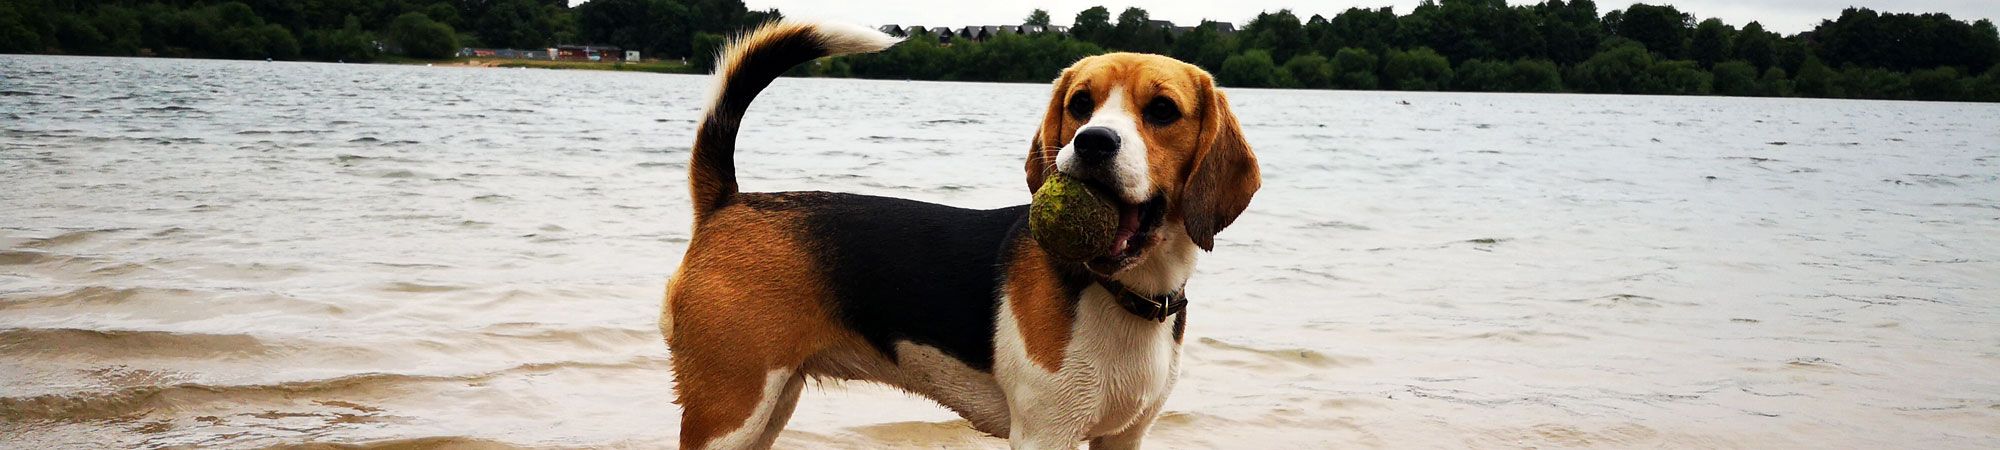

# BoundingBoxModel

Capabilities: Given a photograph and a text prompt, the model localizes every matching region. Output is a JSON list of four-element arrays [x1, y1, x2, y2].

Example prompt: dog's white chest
[[996, 287, 1183, 441], [1071, 295, 1181, 436]]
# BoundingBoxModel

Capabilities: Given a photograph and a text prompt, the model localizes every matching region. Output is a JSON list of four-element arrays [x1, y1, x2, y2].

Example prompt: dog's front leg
[[1002, 377, 1096, 450], [1086, 403, 1161, 450]]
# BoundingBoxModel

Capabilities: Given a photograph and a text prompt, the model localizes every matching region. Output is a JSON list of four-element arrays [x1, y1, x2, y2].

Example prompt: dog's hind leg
[[751, 371, 807, 448], [674, 361, 803, 450]]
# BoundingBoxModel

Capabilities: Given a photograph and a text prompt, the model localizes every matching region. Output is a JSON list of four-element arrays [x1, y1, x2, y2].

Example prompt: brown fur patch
[[664, 194, 843, 448], [1005, 240, 1075, 373]]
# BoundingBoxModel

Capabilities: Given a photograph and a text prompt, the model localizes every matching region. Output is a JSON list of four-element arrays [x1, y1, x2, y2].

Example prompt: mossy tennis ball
[[1030, 174, 1117, 261]]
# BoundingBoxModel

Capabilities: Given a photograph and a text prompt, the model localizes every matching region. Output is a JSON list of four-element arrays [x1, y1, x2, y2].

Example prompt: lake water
[[3, 54, 1998, 449]]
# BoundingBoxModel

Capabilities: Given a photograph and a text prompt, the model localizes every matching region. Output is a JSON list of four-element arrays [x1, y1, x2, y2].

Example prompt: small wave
[[136, 105, 199, 112], [0, 286, 193, 310], [1196, 337, 1362, 369], [378, 281, 467, 293], [0, 327, 275, 359], [1931, 202, 1999, 210], [1444, 329, 1590, 344], [0, 372, 456, 422], [269, 436, 529, 449], [1301, 220, 1371, 231], [1560, 293, 1675, 308], [14, 228, 132, 249], [0, 359, 656, 422], [0, 250, 58, 265], [365, 169, 423, 178], [236, 129, 330, 135], [862, 135, 945, 143], [1, 90, 49, 96]]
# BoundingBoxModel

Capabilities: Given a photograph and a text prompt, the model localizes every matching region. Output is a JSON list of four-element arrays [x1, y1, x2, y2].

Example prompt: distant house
[[555, 45, 622, 62], [1206, 22, 1237, 34], [930, 26, 954, 43], [459, 47, 553, 60], [878, 24, 907, 37]]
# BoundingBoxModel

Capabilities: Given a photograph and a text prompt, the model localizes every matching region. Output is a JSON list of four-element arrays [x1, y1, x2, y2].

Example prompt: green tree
[[1455, 59, 1509, 91], [1284, 52, 1334, 88], [1219, 49, 1280, 87], [1569, 40, 1652, 93], [1507, 59, 1564, 92], [390, 12, 457, 59], [1613, 3, 1691, 58], [1711, 60, 1758, 96], [1169, 22, 1235, 71], [476, 0, 552, 49], [1332, 47, 1379, 89], [1024, 9, 1052, 27], [1689, 17, 1732, 68], [1636, 60, 1712, 95], [0, 3, 42, 53], [1733, 21, 1777, 70], [1243, 9, 1307, 63], [1383, 47, 1453, 90], [1072, 6, 1112, 47], [1838, 65, 1911, 99], [1758, 67, 1793, 96], [1535, 0, 1603, 65], [1968, 65, 2000, 101], [1908, 66, 1966, 101], [1321, 7, 1398, 56], [690, 32, 725, 71], [1111, 7, 1165, 54], [1794, 55, 1838, 97], [305, 16, 379, 62]]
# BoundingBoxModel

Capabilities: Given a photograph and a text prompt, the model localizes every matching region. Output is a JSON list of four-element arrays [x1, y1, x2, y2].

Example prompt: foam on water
[[3, 54, 1999, 448]]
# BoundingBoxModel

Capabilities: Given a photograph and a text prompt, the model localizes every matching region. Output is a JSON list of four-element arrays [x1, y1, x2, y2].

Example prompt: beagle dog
[[662, 21, 1259, 449]]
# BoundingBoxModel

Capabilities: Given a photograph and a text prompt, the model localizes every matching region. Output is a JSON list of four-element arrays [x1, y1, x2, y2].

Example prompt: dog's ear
[[1026, 68, 1076, 192], [1180, 75, 1260, 251]]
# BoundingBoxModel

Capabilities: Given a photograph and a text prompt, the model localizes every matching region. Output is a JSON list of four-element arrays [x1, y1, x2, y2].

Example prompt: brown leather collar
[[1091, 274, 1187, 322]]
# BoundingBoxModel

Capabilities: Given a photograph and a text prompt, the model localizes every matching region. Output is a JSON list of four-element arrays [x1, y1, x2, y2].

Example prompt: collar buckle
[[1091, 275, 1187, 323]]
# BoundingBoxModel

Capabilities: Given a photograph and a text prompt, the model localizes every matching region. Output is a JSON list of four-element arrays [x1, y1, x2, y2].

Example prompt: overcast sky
[[732, 1, 1997, 35]]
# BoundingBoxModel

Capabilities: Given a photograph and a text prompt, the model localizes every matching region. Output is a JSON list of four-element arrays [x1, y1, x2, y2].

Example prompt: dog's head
[[1026, 53, 1260, 272]]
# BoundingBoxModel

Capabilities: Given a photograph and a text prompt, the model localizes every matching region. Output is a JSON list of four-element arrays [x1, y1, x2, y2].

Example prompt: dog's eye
[[1143, 98, 1181, 125], [1066, 92, 1094, 120]]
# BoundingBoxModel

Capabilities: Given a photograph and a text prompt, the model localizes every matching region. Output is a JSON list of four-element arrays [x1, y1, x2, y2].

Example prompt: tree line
[[827, 2, 1999, 102], [4, 0, 1997, 102], [0, 0, 772, 61]]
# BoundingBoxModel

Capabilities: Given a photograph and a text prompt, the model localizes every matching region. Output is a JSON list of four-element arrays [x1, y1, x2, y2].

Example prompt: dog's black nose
[[1072, 127, 1120, 163]]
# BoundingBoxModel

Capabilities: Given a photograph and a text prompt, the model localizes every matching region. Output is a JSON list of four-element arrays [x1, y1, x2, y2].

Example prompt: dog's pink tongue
[[1109, 207, 1140, 256]]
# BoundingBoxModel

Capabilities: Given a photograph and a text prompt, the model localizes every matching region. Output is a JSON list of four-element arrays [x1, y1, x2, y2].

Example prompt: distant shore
[[412, 58, 701, 75]]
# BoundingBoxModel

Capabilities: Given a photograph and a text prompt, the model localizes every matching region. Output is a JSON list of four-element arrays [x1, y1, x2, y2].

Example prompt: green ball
[[1030, 174, 1117, 261]]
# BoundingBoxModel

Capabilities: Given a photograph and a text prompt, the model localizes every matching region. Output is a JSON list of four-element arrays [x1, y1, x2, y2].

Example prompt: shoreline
[[6, 53, 1997, 104], [403, 57, 700, 74]]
